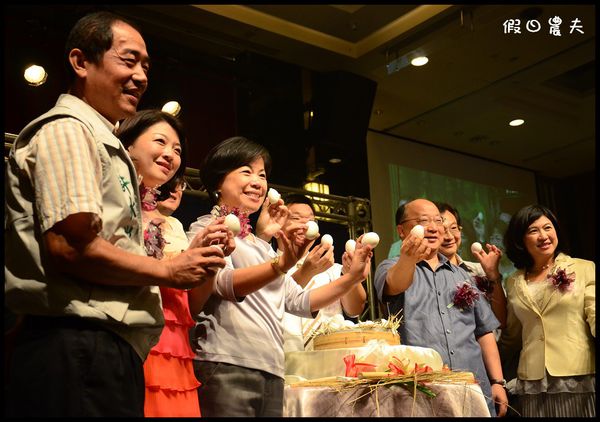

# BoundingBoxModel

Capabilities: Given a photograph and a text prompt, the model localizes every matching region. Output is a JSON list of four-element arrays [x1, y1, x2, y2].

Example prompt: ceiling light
[[410, 56, 429, 67], [24, 65, 47, 86], [162, 101, 181, 117], [329, 158, 342, 164], [509, 119, 525, 127]]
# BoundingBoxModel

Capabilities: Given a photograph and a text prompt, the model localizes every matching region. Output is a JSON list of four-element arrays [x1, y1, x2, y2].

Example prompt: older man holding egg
[[373, 198, 508, 417]]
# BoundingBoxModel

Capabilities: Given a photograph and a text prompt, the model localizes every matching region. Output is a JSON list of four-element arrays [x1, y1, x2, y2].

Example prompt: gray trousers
[[194, 360, 284, 417]]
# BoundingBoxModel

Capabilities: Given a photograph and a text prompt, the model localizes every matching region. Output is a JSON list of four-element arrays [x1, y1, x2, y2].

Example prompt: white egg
[[267, 188, 281, 204], [305, 220, 319, 240], [410, 224, 425, 238], [361, 232, 380, 248], [321, 234, 334, 246], [224, 213, 241, 236], [345, 239, 356, 254], [471, 242, 483, 254]]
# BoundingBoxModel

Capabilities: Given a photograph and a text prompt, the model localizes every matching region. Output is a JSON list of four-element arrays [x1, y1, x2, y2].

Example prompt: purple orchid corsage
[[448, 281, 480, 311]]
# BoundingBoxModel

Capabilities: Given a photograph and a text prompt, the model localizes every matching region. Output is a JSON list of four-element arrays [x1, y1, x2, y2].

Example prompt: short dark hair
[[115, 109, 187, 201], [435, 202, 462, 226], [395, 199, 416, 225], [283, 194, 315, 214], [504, 204, 567, 270], [64, 11, 141, 81], [200, 136, 272, 205], [157, 175, 187, 202]]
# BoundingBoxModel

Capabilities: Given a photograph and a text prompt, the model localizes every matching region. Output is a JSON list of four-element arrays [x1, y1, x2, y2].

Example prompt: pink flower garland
[[144, 218, 168, 259], [139, 185, 168, 259], [140, 185, 161, 211]]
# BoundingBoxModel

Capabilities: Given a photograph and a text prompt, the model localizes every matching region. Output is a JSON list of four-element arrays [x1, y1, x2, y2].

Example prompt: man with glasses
[[436, 202, 507, 329], [373, 198, 508, 417]]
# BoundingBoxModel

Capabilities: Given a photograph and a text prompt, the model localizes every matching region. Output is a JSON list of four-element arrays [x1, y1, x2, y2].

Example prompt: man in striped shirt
[[5, 11, 225, 417]]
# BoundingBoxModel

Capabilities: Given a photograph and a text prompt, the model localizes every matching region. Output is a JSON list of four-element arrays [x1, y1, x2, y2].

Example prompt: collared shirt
[[5, 94, 164, 360], [374, 253, 500, 416], [187, 215, 313, 379], [455, 255, 486, 278], [282, 260, 344, 352]]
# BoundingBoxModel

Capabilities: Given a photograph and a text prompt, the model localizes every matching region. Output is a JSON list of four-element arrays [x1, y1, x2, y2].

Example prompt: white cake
[[285, 342, 443, 381], [285, 315, 443, 382]]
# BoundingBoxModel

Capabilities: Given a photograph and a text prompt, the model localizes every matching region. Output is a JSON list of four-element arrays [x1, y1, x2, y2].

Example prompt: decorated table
[[284, 341, 490, 417], [284, 381, 490, 417], [283, 319, 491, 417]]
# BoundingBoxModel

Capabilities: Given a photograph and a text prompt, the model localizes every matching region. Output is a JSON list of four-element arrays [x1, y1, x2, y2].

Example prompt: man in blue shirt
[[374, 198, 508, 417]]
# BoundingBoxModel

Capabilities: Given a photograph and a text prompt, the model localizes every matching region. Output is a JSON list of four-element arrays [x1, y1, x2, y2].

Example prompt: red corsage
[[448, 281, 480, 311], [548, 267, 575, 293]]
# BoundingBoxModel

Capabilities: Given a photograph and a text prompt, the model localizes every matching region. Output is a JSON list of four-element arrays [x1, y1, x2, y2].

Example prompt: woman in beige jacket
[[499, 204, 595, 417]]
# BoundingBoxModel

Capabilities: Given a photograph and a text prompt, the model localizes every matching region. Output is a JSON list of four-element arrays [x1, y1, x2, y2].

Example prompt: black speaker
[[310, 71, 377, 198]]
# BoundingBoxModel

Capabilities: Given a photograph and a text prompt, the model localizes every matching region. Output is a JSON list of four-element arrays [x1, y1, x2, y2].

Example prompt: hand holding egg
[[267, 188, 281, 205], [224, 213, 241, 236], [320, 234, 333, 247], [471, 242, 483, 254], [410, 224, 424, 239], [305, 220, 319, 240], [345, 239, 356, 254], [361, 232, 380, 248]]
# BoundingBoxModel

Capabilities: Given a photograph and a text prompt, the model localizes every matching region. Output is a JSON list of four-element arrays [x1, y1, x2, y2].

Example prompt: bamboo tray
[[313, 330, 400, 351]]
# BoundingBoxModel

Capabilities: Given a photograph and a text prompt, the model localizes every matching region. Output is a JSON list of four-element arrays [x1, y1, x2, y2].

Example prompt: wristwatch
[[490, 378, 507, 388]]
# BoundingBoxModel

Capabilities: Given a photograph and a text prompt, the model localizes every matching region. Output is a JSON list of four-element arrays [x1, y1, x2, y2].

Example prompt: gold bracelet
[[271, 255, 286, 275]]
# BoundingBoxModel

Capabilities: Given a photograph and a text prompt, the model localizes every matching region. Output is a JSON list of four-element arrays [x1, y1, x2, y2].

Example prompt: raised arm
[[339, 250, 367, 317], [308, 242, 372, 311], [45, 212, 226, 290], [384, 232, 431, 295]]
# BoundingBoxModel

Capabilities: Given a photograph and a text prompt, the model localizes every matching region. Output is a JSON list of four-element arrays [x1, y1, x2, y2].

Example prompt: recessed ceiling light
[[411, 56, 429, 67], [24, 65, 47, 86], [509, 119, 525, 127], [329, 158, 342, 164], [162, 101, 181, 117]]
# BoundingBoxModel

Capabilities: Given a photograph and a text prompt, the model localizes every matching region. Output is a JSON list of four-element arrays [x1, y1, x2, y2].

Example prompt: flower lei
[[547, 267, 575, 293], [211, 204, 252, 238], [144, 218, 168, 259], [448, 281, 480, 311], [473, 275, 494, 300], [140, 185, 161, 211]]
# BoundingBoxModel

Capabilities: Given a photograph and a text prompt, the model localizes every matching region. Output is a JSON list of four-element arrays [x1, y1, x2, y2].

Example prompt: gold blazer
[[499, 253, 595, 380]]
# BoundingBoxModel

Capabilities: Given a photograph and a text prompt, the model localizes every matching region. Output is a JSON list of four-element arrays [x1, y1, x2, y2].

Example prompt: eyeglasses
[[443, 224, 462, 235], [399, 216, 444, 226]]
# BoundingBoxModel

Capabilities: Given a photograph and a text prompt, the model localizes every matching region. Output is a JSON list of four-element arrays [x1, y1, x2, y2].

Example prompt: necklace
[[526, 261, 554, 282]]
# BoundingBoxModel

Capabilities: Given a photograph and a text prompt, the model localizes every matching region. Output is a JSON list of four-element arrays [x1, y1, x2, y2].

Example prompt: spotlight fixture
[[410, 56, 429, 66], [509, 119, 525, 127], [24, 65, 47, 86], [386, 49, 428, 74], [162, 101, 181, 117]]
